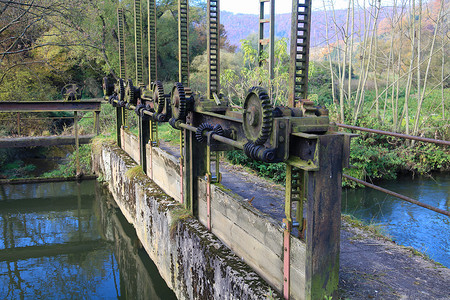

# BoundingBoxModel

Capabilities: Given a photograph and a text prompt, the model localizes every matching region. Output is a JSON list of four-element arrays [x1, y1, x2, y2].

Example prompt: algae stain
[[213, 182, 232, 193]]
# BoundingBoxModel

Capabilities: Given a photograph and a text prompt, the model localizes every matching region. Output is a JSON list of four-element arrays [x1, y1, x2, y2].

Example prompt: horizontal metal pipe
[[336, 123, 450, 146], [343, 174, 450, 218], [142, 110, 155, 117], [212, 134, 245, 149], [178, 122, 244, 149], [178, 123, 196, 132]]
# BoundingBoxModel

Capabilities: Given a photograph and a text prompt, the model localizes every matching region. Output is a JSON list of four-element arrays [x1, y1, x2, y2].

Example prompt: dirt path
[[160, 142, 450, 299]]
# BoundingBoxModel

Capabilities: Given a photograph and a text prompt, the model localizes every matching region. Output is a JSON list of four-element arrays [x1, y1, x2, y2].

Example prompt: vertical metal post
[[139, 112, 150, 174], [183, 130, 193, 212], [283, 218, 291, 299], [94, 111, 100, 135], [269, 0, 275, 97], [74, 111, 80, 176], [117, 8, 127, 134], [207, 0, 220, 100], [206, 144, 212, 230], [134, 0, 144, 86], [182, 128, 206, 216], [148, 0, 157, 83], [116, 106, 123, 148], [258, 1, 266, 66], [288, 0, 312, 107], [117, 8, 127, 80], [180, 129, 185, 204], [206, 172, 212, 230], [178, 0, 190, 86], [258, 0, 275, 99], [283, 164, 293, 299], [17, 113, 21, 136]]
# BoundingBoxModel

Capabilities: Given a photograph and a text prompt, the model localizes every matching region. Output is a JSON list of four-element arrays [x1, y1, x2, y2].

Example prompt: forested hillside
[[221, 9, 362, 48]]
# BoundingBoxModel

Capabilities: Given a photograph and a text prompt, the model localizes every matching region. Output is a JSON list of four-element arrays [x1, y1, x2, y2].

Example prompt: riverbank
[[220, 160, 450, 299], [340, 217, 450, 299]]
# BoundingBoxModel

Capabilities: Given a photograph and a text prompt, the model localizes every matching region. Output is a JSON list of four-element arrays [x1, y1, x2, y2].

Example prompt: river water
[[342, 173, 450, 268], [0, 180, 177, 299]]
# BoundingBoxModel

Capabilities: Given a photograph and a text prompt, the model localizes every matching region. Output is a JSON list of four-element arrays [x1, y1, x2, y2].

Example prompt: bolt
[[279, 136, 285, 143], [280, 122, 285, 129]]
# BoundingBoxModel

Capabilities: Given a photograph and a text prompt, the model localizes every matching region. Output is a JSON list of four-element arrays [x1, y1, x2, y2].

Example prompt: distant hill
[[221, 8, 390, 49]]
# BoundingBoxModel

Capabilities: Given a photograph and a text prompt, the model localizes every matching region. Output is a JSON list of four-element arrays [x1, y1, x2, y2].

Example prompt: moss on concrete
[[169, 205, 192, 238], [125, 165, 146, 181]]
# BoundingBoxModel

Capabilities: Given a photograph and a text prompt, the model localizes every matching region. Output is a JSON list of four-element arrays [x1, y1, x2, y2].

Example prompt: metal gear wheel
[[170, 82, 186, 121], [195, 123, 224, 143], [152, 81, 166, 114], [117, 78, 125, 102], [243, 86, 273, 145], [195, 123, 214, 143], [102, 77, 114, 97], [125, 78, 138, 105], [61, 84, 82, 101]]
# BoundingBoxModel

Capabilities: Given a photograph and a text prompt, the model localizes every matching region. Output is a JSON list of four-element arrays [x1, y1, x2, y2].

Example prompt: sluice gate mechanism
[[103, 0, 350, 298]]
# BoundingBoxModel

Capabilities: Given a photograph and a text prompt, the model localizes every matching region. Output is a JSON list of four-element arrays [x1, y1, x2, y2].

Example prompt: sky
[[220, 0, 351, 14]]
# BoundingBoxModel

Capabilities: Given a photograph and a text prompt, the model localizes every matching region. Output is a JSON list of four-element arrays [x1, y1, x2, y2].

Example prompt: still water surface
[[0, 180, 177, 299], [342, 173, 450, 268]]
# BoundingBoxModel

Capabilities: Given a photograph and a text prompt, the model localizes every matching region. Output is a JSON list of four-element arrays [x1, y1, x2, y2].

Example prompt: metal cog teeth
[[213, 124, 224, 136], [171, 82, 187, 121], [195, 123, 214, 143], [243, 86, 274, 146], [154, 81, 166, 114], [117, 79, 125, 102]]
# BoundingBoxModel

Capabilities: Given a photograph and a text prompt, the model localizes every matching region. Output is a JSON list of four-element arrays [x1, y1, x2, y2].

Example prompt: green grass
[[342, 214, 389, 240]]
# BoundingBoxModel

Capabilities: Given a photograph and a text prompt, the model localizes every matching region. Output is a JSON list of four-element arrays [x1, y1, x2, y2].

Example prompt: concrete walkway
[[160, 142, 450, 299]]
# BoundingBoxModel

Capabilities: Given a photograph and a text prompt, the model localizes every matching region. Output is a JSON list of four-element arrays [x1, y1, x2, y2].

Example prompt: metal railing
[[338, 123, 449, 218]]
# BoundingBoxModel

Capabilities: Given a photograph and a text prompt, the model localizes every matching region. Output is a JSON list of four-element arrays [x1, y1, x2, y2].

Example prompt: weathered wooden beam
[[0, 135, 95, 148], [0, 99, 103, 112]]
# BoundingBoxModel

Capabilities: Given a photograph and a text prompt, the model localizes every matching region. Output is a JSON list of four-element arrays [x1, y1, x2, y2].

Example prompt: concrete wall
[[198, 180, 306, 299], [118, 129, 307, 299], [93, 142, 280, 299], [122, 129, 140, 164], [146, 144, 182, 203]]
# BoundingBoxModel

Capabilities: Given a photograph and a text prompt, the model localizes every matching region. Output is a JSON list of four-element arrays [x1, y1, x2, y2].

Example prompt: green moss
[[91, 135, 115, 156], [125, 165, 146, 181], [213, 182, 232, 193], [342, 214, 388, 239], [308, 258, 339, 300], [169, 205, 192, 238]]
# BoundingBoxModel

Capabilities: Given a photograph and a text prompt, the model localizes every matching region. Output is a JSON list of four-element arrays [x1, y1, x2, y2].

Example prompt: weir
[[93, 125, 344, 300], [98, 0, 350, 299]]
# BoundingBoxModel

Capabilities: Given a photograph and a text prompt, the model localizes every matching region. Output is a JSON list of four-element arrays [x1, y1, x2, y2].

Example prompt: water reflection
[[0, 180, 176, 299], [342, 173, 450, 267]]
